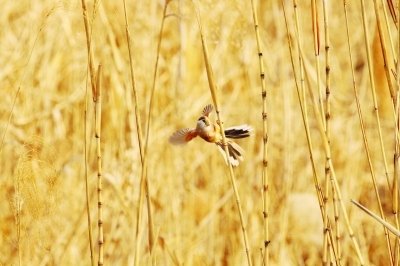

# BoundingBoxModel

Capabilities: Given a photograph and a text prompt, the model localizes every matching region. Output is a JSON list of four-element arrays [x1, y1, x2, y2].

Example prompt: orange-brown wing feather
[[168, 128, 197, 145], [202, 104, 213, 117]]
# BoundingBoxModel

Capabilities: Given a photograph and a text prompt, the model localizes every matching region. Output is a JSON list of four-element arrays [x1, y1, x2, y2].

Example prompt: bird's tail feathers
[[224, 125, 253, 139], [216, 141, 245, 166]]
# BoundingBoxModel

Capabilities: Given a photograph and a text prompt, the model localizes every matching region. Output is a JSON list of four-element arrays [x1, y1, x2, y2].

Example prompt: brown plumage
[[169, 104, 253, 166]]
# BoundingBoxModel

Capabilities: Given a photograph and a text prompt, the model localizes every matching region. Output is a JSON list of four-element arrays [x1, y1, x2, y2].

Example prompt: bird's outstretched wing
[[202, 104, 213, 117], [168, 128, 198, 145]]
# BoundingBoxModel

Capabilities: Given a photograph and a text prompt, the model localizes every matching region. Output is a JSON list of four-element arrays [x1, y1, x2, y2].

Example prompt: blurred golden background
[[0, 0, 398, 265]]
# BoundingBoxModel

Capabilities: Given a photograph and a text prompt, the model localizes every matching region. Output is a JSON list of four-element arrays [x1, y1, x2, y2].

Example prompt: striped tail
[[216, 141, 245, 166], [224, 124, 253, 139]]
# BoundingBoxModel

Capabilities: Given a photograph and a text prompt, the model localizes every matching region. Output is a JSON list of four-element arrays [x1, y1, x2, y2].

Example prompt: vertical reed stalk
[[84, 67, 95, 266], [121, 1, 144, 174], [80, 0, 97, 99], [289, 9, 364, 259], [121, 1, 147, 264], [359, 0, 391, 191], [192, 1, 252, 265], [292, 0, 332, 263], [386, 0, 397, 27], [395, 3, 400, 230], [393, 3, 400, 263], [282, 1, 340, 263], [343, 0, 393, 262], [121, 4, 148, 263], [331, 184, 341, 260], [94, 65, 103, 266], [299, 48, 365, 264], [80, 0, 96, 263], [282, 0, 322, 222], [395, 95, 400, 230], [131, 1, 169, 265], [394, 113, 400, 263], [292, 0, 307, 116], [328, 220, 340, 265], [372, 0, 396, 103], [141, 2, 170, 265], [396, 239, 399, 266], [311, 0, 329, 262], [322, 0, 341, 262], [291, 5, 322, 240], [311, 0, 325, 130], [322, 141, 329, 265], [248, 0, 269, 264], [379, 0, 397, 66], [362, 0, 399, 255]]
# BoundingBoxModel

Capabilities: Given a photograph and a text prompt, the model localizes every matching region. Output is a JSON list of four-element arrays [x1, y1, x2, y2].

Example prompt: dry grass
[[0, 0, 399, 265]]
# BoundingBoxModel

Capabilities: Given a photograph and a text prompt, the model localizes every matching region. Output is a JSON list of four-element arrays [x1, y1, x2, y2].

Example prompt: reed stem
[[94, 65, 103, 266], [122, 0, 148, 262], [343, 1, 393, 261], [131, 1, 170, 265], [192, 1, 253, 265], [359, 0, 391, 194], [282, 0, 339, 263], [80, 0, 97, 264], [248, 0, 269, 264]]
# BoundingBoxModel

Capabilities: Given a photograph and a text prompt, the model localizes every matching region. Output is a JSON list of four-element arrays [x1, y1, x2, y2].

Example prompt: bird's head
[[197, 116, 211, 127]]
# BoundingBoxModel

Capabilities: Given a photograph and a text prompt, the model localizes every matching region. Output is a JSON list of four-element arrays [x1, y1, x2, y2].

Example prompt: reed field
[[2, 0, 400, 265]]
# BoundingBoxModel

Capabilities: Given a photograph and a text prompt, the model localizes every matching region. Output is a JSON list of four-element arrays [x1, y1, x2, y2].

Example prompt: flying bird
[[169, 104, 253, 166]]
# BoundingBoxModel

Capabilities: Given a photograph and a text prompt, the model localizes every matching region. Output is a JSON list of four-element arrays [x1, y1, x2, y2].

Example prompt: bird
[[168, 104, 253, 166]]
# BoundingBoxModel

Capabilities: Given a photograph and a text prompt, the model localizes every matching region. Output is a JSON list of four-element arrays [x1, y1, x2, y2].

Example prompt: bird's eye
[[198, 117, 205, 123]]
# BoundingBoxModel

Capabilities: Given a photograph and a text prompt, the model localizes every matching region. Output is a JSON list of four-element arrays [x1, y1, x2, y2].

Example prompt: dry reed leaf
[[13, 136, 62, 263]]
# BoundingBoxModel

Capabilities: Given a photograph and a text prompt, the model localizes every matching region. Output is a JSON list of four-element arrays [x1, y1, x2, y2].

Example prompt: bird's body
[[169, 104, 253, 166], [196, 115, 221, 143]]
